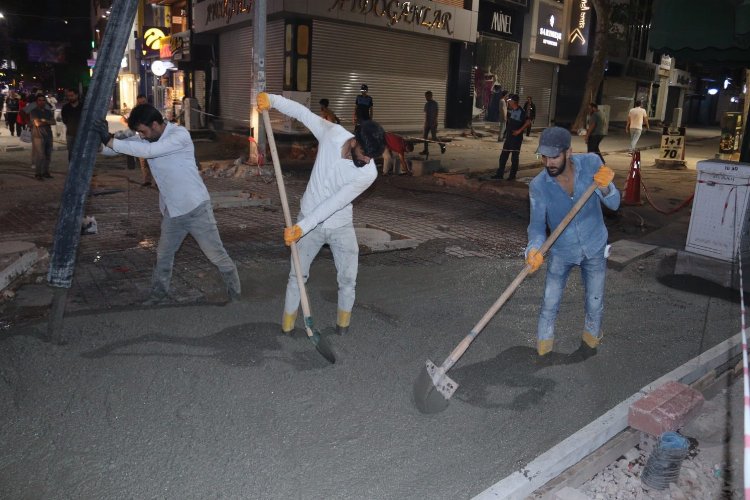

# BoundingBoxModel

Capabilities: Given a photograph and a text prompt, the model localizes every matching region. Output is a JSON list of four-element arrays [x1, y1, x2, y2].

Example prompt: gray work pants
[[152, 200, 240, 298]]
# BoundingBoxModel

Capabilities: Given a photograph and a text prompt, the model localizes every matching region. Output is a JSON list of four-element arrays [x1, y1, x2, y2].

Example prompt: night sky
[[1, 0, 92, 92]]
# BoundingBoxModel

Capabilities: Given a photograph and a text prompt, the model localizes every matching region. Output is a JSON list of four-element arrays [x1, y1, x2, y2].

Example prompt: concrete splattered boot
[[576, 331, 601, 359], [336, 309, 351, 336], [281, 310, 298, 334], [537, 338, 553, 356]]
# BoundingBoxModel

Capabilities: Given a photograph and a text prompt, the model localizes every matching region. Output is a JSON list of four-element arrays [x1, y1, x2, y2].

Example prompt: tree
[[571, 0, 613, 131]]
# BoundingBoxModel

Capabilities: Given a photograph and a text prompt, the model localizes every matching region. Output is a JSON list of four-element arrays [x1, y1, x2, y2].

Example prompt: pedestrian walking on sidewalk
[[61, 88, 83, 162], [258, 92, 385, 336], [29, 94, 54, 180], [497, 90, 509, 141], [626, 99, 649, 152], [525, 127, 620, 357], [492, 94, 531, 180], [419, 90, 446, 157], [585, 103, 607, 164], [96, 104, 242, 304]]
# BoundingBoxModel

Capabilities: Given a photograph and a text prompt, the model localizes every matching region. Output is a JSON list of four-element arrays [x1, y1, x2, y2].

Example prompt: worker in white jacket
[[257, 92, 386, 336], [94, 104, 241, 305]]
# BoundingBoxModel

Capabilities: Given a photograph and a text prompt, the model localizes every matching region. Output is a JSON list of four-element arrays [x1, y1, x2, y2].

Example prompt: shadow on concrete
[[451, 345, 596, 410], [81, 322, 331, 371], [656, 254, 746, 304]]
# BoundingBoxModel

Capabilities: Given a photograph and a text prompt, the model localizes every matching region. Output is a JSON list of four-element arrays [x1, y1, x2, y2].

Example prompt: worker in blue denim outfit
[[525, 127, 620, 357]]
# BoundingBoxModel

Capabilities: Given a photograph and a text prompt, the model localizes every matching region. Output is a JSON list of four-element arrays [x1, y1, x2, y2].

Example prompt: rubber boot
[[336, 309, 351, 336], [281, 310, 298, 334], [581, 331, 601, 349], [537, 338, 553, 356]]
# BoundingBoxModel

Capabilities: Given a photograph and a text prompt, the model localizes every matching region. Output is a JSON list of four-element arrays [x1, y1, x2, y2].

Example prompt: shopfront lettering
[[205, 0, 252, 26], [569, 0, 591, 56], [490, 12, 512, 34], [328, 0, 453, 35]]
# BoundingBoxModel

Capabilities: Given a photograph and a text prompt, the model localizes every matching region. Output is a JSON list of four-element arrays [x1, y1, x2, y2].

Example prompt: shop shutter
[[311, 20, 450, 132], [517, 61, 555, 129], [219, 26, 253, 129]]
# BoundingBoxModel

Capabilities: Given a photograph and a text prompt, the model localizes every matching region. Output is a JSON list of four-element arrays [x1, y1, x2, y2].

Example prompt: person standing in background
[[353, 84, 373, 132], [492, 94, 531, 181], [585, 103, 607, 164], [523, 96, 536, 137], [419, 91, 445, 156], [5, 92, 20, 137], [61, 88, 83, 162], [29, 94, 54, 180], [122, 94, 153, 186]]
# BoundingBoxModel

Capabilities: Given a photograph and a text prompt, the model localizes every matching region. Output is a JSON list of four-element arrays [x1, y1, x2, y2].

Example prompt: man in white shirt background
[[625, 99, 650, 152], [95, 105, 241, 305]]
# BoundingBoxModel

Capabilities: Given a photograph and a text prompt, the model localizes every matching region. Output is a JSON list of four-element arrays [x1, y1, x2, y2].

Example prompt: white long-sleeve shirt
[[103, 122, 209, 217], [269, 94, 377, 234]]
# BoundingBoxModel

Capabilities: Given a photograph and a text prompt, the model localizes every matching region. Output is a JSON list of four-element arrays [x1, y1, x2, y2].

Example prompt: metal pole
[[46, 0, 139, 342], [252, 0, 266, 155]]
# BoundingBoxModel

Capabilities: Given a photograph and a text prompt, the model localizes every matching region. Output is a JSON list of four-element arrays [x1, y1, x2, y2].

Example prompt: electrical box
[[685, 160, 750, 262], [183, 97, 202, 130]]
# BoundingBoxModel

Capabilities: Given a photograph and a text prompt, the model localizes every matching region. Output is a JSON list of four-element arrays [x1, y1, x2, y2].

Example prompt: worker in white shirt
[[257, 92, 386, 336], [94, 104, 241, 305]]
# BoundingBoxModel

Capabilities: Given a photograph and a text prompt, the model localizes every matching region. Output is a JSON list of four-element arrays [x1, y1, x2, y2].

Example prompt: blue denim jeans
[[152, 201, 240, 297], [283, 223, 359, 315], [537, 247, 607, 341]]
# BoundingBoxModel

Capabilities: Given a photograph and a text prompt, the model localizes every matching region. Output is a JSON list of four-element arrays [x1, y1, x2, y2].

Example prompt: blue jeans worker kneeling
[[257, 92, 386, 336], [525, 127, 620, 357]]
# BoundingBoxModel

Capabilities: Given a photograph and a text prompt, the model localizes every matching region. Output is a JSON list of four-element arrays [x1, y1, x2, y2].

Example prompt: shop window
[[284, 20, 312, 92]]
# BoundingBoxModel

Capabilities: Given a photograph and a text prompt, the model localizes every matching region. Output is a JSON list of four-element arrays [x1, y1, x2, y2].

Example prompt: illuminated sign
[[159, 37, 172, 58], [536, 2, 564, 58], [327, 0, 454, 35], [569, 0, 591, 57], [143, 27, 170, 58], [477, 1, 523, 41]]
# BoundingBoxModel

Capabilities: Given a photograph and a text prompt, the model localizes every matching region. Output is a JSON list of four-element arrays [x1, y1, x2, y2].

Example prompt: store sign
[[477, 1, 523, 41], [327, 0, 454, 35], [171, 32, 191, 62], [205, 0, 252, 25], [535, 2, 564, 58], [569, 0, 592, 57], [160, 37, 172, 58], [143, 26, 170, 58]]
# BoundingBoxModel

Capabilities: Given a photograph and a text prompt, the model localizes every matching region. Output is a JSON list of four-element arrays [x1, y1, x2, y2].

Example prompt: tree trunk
[[572, 0, 613, 132]]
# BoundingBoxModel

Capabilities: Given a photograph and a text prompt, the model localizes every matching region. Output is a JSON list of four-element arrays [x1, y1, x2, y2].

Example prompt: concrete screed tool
[[261, 109, 336, 364], [413, 182, 600, 414]]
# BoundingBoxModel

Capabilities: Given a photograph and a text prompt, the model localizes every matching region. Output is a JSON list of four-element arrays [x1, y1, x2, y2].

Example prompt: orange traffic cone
[[622, 150, 642, 205]]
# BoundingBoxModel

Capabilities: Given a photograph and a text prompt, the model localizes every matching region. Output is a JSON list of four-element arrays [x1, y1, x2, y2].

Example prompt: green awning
[[649, 0, 750, 63]]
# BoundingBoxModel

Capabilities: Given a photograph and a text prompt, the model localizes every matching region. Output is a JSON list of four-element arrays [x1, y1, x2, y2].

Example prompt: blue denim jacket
[[526, 153, 620, 259]]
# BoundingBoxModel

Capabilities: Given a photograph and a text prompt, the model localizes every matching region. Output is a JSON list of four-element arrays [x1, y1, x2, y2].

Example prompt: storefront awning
[[649, 0, 750, 63]]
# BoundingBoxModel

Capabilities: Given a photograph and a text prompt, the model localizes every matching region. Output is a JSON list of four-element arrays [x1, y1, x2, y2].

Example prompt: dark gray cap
[[536, 127, 571, 157]]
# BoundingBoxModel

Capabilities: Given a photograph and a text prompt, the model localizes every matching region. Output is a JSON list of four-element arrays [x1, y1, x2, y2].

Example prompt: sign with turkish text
[[143, 27, 170, 58], [569, 0, 592, 57], [327, 0, 455, 36], [535, 2, 565, 58]]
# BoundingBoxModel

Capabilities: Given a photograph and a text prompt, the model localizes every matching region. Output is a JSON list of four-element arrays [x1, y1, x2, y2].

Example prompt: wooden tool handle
[[262, 109, 315, 326], [441, 182, 600, 371]]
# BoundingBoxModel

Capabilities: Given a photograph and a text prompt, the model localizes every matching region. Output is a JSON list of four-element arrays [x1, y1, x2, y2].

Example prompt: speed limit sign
[[660, 126, 686, 160]]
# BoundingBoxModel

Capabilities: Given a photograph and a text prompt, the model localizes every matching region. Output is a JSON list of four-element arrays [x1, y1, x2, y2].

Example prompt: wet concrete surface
[[0, 126, 744, 498]]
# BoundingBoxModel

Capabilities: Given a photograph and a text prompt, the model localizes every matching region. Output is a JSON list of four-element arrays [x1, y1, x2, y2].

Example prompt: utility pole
[[251, 0, 266, 157], [46, 0, 139, 343]]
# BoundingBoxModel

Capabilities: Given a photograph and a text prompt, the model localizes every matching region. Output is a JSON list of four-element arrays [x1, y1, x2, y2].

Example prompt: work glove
[[93, 119, 113, 146], [284, 225, 303, 246], [593, 166, 615, 188], [526, 248, 544, 274], [257, 92, 271, 112], [113, 129, 136, 140]]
